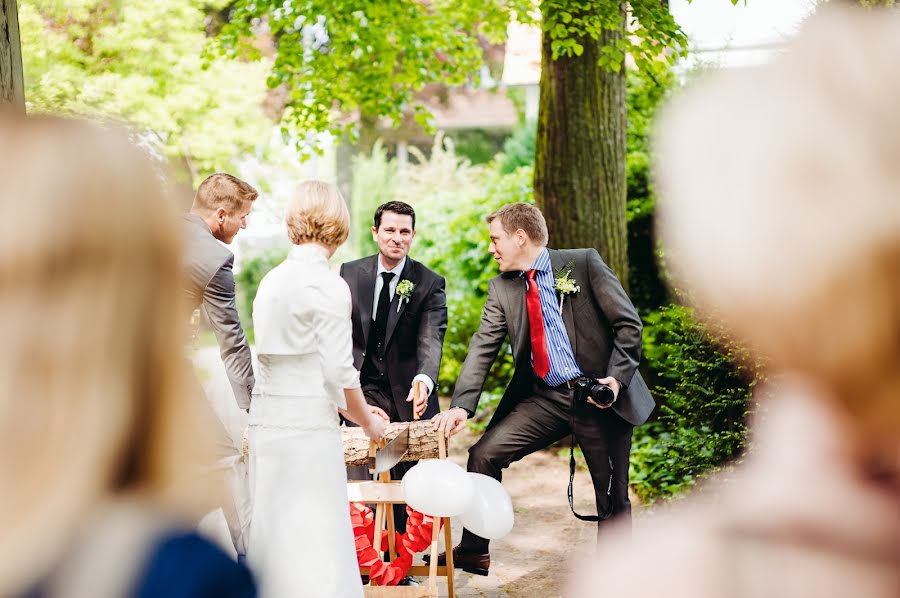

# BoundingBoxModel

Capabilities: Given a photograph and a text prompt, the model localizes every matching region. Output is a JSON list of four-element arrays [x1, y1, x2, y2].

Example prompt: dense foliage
[[19, 0, 272, 182], [629, 305, 761, 501]]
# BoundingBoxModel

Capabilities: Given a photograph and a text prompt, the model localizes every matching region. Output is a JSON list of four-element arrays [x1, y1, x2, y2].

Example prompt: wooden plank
[[0, 0, 25, 110], [363, 586, 432, 598], [347, 481, 405, 504], [443, 517, 455, 597], [427, 515, 440, 594], [360, 566, 448, 577]]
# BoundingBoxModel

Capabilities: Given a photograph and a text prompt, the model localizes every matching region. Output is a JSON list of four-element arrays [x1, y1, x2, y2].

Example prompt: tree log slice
[[342, 421, 440, 467]]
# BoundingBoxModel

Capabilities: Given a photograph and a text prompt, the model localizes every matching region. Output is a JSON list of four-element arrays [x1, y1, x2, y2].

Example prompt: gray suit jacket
[[451, 248, 654, 427], [340, 255, 447, 421], [183, 214, 255, 409]]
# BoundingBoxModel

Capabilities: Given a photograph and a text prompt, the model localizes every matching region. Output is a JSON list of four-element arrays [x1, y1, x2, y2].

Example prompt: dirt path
[[440, 398, 602, 598]]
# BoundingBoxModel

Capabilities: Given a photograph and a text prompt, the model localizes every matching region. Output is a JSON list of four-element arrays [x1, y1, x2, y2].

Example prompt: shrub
[[351, 140, 397, 258], [498, 122, 535, 175], [630, 304, 762, 502], [235, 248, 288, 344]]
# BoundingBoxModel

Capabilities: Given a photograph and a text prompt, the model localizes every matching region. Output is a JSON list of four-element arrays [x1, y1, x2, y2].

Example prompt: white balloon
[[458, 473, 514, 540], [402, 459, 474, 517]]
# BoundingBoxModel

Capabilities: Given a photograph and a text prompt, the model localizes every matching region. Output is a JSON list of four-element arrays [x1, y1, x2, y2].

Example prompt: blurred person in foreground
[[247, 181, 387, 597], [0, 113, 255, 597], [183, 173, 258, 558], [570, 7, 900, 598]]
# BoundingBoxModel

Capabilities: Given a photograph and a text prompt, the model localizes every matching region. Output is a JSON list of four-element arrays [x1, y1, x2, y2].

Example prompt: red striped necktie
[[525, 269, 550, 379]]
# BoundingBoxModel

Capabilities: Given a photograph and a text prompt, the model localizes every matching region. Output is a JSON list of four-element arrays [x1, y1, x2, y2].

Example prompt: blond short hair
[[193, 172, 258, 214], [656, 7, 900, 448], [286, 180, 350, 248], [0, 113, 218, 594], [486, 202, 548, 246]]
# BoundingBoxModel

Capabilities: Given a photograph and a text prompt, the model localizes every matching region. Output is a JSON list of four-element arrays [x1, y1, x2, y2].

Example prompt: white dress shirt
[[372, 256, 406, 309], [372, 255, 434, 395]]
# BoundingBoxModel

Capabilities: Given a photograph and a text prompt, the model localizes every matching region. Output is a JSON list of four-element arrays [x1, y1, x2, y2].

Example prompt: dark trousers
[[460, 380, 634, 553], [346, 383, 414, 534]]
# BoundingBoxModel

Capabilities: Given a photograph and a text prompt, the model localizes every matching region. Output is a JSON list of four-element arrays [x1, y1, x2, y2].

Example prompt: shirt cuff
[[412, 374, 434, 395]]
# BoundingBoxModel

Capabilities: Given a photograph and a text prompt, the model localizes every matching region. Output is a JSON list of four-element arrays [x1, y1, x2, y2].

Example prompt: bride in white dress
[[247, 181, 387, 597]]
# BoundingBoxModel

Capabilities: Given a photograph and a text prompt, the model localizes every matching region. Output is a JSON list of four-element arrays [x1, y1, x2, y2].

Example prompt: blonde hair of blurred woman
[[655, 6, 900, 458], [285, 180, 350, 249], [0, 113, 219, 595]]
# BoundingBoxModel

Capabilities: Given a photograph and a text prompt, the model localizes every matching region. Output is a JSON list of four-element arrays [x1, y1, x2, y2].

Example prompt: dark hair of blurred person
[[0, 112, 255, 597], [570, 7, 900, 598]]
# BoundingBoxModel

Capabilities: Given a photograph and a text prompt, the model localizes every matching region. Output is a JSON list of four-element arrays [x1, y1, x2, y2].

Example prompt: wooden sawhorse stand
[[346, 430, 455, 598]]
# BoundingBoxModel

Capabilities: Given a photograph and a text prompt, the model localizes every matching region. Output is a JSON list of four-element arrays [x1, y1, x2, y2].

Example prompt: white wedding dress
[[247, 244, 363, 598]]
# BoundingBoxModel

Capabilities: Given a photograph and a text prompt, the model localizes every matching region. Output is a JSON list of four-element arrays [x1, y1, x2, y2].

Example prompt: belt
[[562, 377, 586, 390]]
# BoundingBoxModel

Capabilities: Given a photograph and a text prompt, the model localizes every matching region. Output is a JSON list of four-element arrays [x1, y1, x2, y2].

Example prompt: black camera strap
[[568, 380, 614, 522]]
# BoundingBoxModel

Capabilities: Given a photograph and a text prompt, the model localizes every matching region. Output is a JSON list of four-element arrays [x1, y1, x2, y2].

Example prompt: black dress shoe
[[423, 546, 490, 576], [397, 576, 419, 586]]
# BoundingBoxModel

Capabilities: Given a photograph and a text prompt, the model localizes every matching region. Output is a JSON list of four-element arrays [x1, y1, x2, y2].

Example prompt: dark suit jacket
[[451, 248, 654, 427], [182, 214, 254, 409], [340, 255, 448, 421]]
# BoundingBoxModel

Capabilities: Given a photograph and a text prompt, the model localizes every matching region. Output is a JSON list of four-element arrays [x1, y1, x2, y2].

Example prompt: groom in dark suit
[[431, 202, 654, 575], [340, 201, 448, 535]]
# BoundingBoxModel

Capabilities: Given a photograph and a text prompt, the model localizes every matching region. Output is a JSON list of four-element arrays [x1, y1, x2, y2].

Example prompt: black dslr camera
[[574, 377, 616, 408]]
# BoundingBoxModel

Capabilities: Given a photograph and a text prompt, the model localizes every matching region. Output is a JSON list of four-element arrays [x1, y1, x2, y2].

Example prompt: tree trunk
[[1, 0, 25, 111], [534, 3, 629, 286]]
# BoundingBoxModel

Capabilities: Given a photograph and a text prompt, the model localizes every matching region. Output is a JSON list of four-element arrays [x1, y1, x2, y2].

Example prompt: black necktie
[[375, 272, 395, 333]]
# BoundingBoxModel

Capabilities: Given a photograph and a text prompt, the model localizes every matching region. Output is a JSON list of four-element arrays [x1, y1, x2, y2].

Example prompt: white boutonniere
[[396, 279, 415, 312], [554, 261, 580, 310]]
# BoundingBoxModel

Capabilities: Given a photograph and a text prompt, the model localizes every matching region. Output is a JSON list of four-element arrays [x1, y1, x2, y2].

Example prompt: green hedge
[[630, 305, 761, 502], [235, 249, 288, 345]]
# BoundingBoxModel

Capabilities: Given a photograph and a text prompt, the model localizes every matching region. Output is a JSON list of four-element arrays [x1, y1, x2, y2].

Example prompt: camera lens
[[591, 383, 616, 408]]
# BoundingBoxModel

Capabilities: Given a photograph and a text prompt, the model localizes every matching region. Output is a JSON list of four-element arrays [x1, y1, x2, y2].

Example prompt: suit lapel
[[549, 249, 578, 356], [357, 256, 377, 348], [384, 257, 415, 348]]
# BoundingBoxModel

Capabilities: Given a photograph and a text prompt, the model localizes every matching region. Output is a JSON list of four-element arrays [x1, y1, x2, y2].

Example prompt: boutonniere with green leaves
[[553, 260, 580, 310], [396, 279, 415, 312]]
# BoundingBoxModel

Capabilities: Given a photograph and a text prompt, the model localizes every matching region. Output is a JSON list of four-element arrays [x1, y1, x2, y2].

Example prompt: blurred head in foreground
[[656, 6, 900, 458], [0, 113, 217, 594], [569, 8, 900, 598]]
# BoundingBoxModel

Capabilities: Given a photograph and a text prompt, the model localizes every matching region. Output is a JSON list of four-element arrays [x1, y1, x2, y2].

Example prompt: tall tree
[[1, 0, 24, 111], [18, 0, 273, 183], [534, 2, 629, 279]]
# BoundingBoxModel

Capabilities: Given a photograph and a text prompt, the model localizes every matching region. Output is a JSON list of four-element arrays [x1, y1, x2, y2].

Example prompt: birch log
[[342, 421, 440, 466], [241, 420, 441, 464]]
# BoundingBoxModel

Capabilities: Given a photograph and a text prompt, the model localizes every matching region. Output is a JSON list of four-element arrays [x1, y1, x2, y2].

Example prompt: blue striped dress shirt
[[522, 249, 583, 386]]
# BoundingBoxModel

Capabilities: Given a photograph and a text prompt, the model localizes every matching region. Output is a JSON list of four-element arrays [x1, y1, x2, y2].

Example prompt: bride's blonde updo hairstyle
[[285, 180, 350, 249]]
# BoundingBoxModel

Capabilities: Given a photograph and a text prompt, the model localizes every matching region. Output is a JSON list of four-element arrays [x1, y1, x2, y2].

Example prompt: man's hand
[[369, 405, 390, 423], [431, 407, 468, 438], [406, 380, 428, 419], [587, 376, 621, 409]]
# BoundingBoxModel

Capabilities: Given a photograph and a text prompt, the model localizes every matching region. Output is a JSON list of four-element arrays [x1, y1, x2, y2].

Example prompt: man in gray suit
[[431, 202, 654, 575], [183, 172, 258, 557]]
